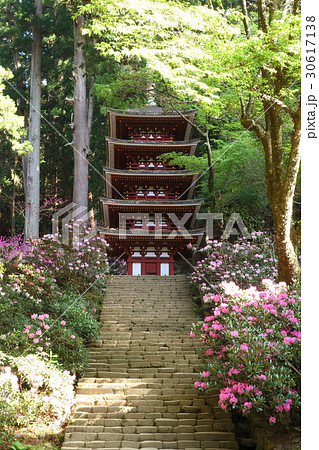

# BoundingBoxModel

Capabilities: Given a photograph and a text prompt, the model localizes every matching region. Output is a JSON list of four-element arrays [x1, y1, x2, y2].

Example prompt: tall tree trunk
[[240, 95, 301, 285], [204, 130, 215, 211], [23, 0, 42, 240], [240, 0, 251, 38], [72, 14, 91, 210], [11, 152, 19, 236], [239, 2, 301, 285]]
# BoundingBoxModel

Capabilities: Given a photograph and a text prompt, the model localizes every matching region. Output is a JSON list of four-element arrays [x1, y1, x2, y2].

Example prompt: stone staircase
[[61, 275, 238, 450]]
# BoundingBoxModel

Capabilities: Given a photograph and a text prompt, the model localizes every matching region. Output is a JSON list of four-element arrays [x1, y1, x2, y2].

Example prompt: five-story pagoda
[[98, 105, 204, 276]]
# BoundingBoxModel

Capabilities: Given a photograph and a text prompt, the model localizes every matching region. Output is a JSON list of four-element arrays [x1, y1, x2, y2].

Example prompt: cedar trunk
[[23, 0, 42, 240], [72, 14, 89, 209]]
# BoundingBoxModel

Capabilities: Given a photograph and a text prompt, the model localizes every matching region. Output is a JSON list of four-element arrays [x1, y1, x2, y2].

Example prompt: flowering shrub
[[0, 351, 75, 444], [108, 257, 127, 275], [190, 279, 301, 424], [191, 232, 278, 294], [0, 235, 30, 263], [0, 225, 113, 446], [26, 228, 110, 291], [0, 265, 99, 373]]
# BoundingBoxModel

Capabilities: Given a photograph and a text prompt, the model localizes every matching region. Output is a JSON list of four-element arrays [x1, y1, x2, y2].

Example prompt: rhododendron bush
[[0, 227, 116, 445], [190, 279, 301, 424], [0, 351, 75, 441], [191, 232, 278, 293]]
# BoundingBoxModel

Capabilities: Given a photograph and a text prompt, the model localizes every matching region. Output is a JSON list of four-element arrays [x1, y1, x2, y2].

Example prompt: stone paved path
[[61, 275, 238, 450]]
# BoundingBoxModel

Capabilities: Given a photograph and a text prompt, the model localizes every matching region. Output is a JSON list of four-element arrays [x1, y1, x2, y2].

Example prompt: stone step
[[61, 275, 238, 450]]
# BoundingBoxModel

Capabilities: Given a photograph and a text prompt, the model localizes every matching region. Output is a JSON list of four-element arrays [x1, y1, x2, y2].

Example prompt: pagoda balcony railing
[[128, 129, 175, 141], [126, 222, 178, 231], [126, 162, 177, 171], [124, 191, 179, 200]]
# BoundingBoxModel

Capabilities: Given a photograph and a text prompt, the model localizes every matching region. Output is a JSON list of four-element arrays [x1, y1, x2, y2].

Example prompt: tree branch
[[260, 94, 294, 118]]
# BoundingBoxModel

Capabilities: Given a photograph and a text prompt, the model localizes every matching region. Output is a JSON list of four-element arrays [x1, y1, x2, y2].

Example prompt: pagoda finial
[[146, 81, 156, 106]]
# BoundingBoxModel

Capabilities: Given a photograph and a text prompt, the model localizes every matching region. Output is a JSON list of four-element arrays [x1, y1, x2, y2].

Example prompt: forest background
[[0, 0, 302, 286]]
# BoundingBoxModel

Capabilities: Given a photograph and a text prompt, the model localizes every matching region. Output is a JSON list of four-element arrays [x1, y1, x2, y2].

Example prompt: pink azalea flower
[[269, 416, 277, 423]]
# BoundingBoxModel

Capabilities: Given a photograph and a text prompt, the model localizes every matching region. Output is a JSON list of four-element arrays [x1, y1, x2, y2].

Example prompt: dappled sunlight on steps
[[61, 275, 238, 450]]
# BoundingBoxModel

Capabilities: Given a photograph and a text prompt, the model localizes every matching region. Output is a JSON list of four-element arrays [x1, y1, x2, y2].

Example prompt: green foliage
[[79, 0, 299, 237], [0, 67, 31, 154], [0, 351, 75, 446]]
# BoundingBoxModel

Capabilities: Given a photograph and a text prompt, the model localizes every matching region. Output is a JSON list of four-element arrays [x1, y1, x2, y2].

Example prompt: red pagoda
[[98, 105, 204, 276]]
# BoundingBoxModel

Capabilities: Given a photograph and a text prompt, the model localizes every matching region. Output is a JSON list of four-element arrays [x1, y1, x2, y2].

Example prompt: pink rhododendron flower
[[201, 371, 210, 377], [269, 416, 277, 423], [283, 336, 297, 344], [228, 367, 241, 376], [194, 381, 208, 389], [240, 343, 249, 351], [254, 374, 267, 381]]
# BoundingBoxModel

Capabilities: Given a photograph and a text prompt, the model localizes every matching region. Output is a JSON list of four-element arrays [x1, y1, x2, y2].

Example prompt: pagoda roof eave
[[105, 137, 200, 146], [107, 107, 197, 117], [103, 167, 197, 176], [98, 226, 205, 247], [98, 226, 205, 236], [100, 197, 204, 207]]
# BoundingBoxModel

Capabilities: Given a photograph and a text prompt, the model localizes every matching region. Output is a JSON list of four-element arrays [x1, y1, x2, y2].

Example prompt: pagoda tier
[[103, 168, 198, 200], [98, 227, 203, 276], [99, 105, 204, 276], [107, 106, 196, 141], [105, 138, 200, 170], [100, 198, 203, 230]]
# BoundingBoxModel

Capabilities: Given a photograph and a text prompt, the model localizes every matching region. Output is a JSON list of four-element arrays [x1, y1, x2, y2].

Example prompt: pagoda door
[[127, 249, 174, 276], [144, 262, 157, 275]]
